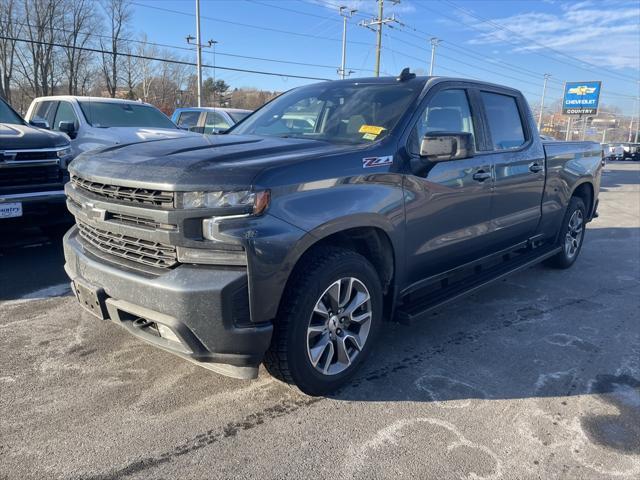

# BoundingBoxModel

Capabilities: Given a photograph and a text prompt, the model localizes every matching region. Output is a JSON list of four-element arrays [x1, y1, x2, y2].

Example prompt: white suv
[[26, 96, 199, 157]]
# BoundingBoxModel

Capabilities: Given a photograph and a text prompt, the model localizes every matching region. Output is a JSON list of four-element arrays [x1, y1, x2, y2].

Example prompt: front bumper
[[63, 227, 273, 378], [0, 190, 71, 229]]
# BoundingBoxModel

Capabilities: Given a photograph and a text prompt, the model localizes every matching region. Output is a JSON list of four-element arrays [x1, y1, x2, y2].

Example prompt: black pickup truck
[[63, 72, 602, 395], [1, 97, 73, 236]]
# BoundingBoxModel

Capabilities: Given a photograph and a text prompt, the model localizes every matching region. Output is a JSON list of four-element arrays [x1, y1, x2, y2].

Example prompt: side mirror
[[419, 132, 474, 161], [29, 118, 49, 129], [58, 121, 77, 139]]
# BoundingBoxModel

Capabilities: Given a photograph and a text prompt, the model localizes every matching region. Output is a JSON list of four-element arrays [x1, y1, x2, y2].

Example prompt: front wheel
[[545, 197, 586, 269], [264, 247, 383, 396]]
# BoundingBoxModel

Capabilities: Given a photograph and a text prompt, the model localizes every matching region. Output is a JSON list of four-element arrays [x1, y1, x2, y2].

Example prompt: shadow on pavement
[[0, 226, 69, 300]]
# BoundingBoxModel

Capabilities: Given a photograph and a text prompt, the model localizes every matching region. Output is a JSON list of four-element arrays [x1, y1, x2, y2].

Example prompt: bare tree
[[61, 0, 98, 95], [18, 0, 63, 97], [136, 33, 158, 102], [0, 0, 22, 102], [99, 0, 131, 97]]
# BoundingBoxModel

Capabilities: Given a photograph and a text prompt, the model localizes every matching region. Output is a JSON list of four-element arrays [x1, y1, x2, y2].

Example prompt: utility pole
[[631, 93, 640, 143], [359, 0, 400, 77], [429, 37, 440, 76], [186, 0, 204, 106], [338, 6, 357, 79], [537, 73, 550, 131], [565, 116, 572, 141]]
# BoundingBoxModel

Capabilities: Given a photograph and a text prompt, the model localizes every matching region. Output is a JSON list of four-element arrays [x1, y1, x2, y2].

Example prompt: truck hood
[[0, 123, 69, 149], [69, 134, 356, 189], [97, 126, 200, 144]]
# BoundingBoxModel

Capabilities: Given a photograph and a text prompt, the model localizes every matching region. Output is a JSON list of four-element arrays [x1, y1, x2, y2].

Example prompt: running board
[[395, 245, 562, 324]]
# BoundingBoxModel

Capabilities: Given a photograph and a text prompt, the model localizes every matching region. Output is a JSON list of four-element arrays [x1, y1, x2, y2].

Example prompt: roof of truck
[[31, 96, 154, 106]]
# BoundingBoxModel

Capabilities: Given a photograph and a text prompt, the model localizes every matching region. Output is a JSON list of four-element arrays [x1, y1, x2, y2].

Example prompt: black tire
[[264, 247, 383, 396], [544, 197, 587, 269]]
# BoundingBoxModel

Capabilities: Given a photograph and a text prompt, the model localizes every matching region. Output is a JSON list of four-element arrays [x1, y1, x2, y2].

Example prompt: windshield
[[78, 101, 177, 129], [228, 110, 251, 123], [231, 82, 422, 145], [0, 99, 25, 125]]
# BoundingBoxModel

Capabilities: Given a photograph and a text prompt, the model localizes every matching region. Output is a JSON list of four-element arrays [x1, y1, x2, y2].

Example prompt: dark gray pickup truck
[[1, 97, 73, 235], [63, 72, 602, 395]]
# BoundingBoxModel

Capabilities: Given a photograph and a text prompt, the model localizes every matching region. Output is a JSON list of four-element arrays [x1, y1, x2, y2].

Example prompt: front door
[[403, 86, 495, 285]]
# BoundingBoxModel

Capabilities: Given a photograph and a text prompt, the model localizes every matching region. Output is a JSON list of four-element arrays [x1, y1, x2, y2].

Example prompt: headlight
[[178, 190, 270, 214], [56, 147, 72, 158]]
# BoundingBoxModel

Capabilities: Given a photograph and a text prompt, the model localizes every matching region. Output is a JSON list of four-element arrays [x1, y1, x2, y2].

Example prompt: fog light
[[157, 323, 181, 343]]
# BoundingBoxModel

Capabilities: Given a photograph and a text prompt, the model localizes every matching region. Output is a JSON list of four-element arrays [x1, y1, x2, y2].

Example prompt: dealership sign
[[562, 81, 602, 115]]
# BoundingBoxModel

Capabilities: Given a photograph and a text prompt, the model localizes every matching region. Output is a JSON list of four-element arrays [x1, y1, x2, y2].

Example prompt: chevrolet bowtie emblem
[[567, 85, 596, 95], [83, 203, 107, 221]]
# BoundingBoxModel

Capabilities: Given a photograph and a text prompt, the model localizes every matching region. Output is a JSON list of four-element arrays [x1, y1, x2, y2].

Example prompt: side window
[[204, 112, 231, 134], [33, 101, 58, 126], [480, 92, 526, 150], [52, 101, 78, 131], [177, 110, 201, 128], [410, 89, 475, 154]]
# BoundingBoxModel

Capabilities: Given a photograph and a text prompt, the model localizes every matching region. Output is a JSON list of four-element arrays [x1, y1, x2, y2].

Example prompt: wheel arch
[[278, 220, 399, 321], [571, 181, 595, 218]]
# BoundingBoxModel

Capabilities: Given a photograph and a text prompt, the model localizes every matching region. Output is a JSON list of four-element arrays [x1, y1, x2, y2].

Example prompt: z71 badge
[[362, 156, 393, 168]]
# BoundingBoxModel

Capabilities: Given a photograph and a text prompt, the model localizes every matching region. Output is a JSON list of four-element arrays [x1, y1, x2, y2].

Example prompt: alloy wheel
[[306, 277, 372, 376]]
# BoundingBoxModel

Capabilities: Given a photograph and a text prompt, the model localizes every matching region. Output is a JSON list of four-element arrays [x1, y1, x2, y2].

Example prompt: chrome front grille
[[107, 212, 176, 231], [77, 220, 177, 269], [71, 175, 174, 208]]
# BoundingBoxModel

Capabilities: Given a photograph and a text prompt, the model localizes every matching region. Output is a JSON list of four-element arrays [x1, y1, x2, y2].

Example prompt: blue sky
[[130, 0, 640, 115]]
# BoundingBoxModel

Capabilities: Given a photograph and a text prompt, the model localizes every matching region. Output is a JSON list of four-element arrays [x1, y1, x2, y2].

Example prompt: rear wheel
[[264, 247, 383, 395], [545, 197, 586, 269]]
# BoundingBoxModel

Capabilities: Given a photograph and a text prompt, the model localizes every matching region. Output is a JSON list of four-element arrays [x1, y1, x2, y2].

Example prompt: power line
[[130, 1, 371, 47], [0, 35, 331, 82], [7, 18, 374, 74]]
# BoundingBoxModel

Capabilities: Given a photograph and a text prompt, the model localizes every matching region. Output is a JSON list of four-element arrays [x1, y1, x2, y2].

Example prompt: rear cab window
[[33, 101, 58, 127], [480, 91, 526, 150], [177, 110, 201, 129]]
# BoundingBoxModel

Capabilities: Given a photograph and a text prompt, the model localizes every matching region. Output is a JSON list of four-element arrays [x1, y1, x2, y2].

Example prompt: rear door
[[402, 83, 495, 283], [477, 88, 545, 249]]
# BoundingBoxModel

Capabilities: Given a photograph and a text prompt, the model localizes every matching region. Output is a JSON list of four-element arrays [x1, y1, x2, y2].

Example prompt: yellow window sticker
[[359, 125, 386, 135]]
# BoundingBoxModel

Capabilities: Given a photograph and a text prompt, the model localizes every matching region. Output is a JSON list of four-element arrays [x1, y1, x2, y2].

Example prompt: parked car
[[621, 143, 640, 161], [62, 71, 602, 395], [0, 96, 73, 236], [25, 96, 200, 157], [612, 144, 625, 161], [171, 107, 252, 134]]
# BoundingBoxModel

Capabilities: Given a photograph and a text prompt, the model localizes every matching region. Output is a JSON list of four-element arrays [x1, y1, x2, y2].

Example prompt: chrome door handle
[[472, 171, 491, 181], [529, 162, 544, 173]]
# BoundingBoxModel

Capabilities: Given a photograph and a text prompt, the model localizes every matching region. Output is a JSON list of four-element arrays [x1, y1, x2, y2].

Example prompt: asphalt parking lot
[[1, 162, 639, 480]]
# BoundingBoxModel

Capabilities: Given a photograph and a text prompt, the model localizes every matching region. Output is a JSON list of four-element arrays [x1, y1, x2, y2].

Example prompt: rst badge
[[362, 155, 393, 168]]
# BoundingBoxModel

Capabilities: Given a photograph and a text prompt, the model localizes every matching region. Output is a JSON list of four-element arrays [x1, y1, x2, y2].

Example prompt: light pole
[[338, 6, 357, 79], [429, 37, 440, 76], [537, 73, 550, 131]]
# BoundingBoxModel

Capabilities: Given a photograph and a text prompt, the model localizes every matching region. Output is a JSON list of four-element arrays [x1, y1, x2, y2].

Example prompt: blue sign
[[562, 81, 602, 115]]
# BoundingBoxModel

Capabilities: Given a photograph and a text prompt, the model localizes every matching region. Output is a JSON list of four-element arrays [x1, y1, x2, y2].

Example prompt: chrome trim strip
[[0, 159, 60, 168], [0, 190, 65, 202], [1, 146, 69, 154]]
